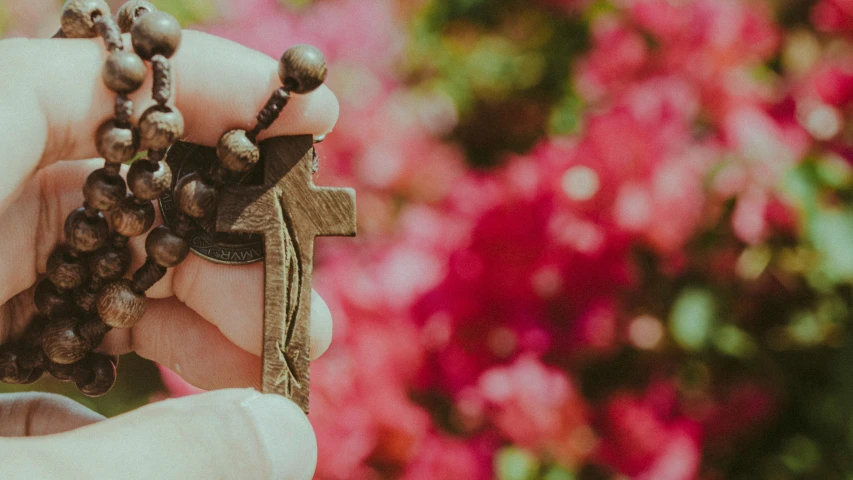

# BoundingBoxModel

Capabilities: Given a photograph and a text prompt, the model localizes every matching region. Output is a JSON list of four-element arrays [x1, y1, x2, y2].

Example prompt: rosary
[[0, 0, 356, 413]]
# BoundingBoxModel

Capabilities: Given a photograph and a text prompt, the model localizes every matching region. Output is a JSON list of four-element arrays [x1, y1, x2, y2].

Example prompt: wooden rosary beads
[[0, 0, 329, 397]]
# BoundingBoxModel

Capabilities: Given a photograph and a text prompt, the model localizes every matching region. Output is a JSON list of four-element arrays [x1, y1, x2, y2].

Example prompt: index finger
[[0, 29, 338, 209]]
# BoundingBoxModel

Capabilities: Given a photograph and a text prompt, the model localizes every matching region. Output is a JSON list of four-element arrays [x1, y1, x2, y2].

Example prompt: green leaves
[[670, 288, 718, 351], [496, 447, 539, 480], [149, 0, 219, 26], [495, 447, 578, 480], [810, 209, 853, 283]]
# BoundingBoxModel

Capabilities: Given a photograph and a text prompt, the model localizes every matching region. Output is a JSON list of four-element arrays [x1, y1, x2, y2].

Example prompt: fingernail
[[243, 394, 317, 480]]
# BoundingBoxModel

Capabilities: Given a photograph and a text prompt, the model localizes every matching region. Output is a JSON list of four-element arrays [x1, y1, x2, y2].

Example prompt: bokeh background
[[4, 0, 853, 478]]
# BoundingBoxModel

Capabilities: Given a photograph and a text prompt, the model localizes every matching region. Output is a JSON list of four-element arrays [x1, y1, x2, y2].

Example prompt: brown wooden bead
[[217, 130, 260, 173], [0, 345, 23, 383], [171, 213, 197, 238], [79, 315, 111, 350], [139, 105, 184, 150], [47, 360, 79, 382], [97, 279, 146, 328], [70, 363, 94, 385], [174, 172, 218, 219], [76, 353, 117, 397], [103, 51, 146, 94], [34, 279, 73, 317], [0, 347, 19, 383], [145, 225, 189, 268], [10, 365, 43, 385], [278, 45, 327, 94], [96, 120, 140, 164], [0, 345, 16, 380], [111, 196, 155, 237], [47, 246, 88, 290], [131, 11, 182, 60], [41, 317, 89, 365], [74, 287, 99, 314], [84, 168, 127, 212], [132, 258, 167, 293], [20, 367, 45, 384], [202, 162, 230, 187], [88, 244, 131, 281], [127, 159, 172, 201], [0, 344, 43, 384], [65, 208, 109, 253], [0, 343, 44, 384], [20, 315, 51, 350], [16, 316, 50, 373], [15, 320, 45, 361], [60, 0, 111, 39], [19, 346, 47, 372], [117, 0, 156, 34]]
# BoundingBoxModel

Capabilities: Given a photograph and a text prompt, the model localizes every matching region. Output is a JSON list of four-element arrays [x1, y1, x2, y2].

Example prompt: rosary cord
[[0, 0, 329, 398]]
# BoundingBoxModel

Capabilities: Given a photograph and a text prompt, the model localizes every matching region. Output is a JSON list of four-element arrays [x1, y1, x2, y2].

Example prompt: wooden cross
[[217, 135, 356, 412]]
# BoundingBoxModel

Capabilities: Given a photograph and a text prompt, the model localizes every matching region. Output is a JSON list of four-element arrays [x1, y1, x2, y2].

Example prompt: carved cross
[[217, 135, 356, 412]]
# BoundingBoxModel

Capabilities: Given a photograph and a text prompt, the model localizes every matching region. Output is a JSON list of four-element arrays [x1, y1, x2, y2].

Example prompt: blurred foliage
[[404, 0, 588, 166], [140, 0, 219, 25], [0, 4, 9, 38]]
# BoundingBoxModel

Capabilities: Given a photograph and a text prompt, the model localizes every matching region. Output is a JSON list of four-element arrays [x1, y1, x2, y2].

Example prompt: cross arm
[[291, 186, 356, 238]]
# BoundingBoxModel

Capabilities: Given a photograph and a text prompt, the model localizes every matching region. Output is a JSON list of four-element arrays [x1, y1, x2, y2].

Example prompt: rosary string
[[0, 0, 328, 397]]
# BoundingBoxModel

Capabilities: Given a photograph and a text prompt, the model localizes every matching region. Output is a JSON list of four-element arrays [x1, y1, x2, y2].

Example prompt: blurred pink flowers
[[598, 389, 701, 480], [143, 0, 853, 477], [475, 356, 596, 468]]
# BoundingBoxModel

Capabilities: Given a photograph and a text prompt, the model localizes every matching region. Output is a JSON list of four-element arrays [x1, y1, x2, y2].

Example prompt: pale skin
[[0, 30, 339, 479]]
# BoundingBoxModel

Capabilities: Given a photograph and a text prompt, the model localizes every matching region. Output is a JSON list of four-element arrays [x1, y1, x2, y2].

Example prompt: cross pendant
[[216, 135, 356, 412]]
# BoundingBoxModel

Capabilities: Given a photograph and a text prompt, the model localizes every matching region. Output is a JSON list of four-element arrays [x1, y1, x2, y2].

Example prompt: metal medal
[[159, 141, 265, 265]]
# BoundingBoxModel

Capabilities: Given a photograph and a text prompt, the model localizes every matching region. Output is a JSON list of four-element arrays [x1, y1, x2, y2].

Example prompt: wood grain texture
[[41, 317, 89, 365], [97, 279, 146, 328], [217, 135, 356, 413]]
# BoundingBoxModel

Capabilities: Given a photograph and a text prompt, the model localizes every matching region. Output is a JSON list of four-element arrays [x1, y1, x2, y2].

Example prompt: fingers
[[100, 297, 262, 390], [309, 290, 333, 358], [0, 159, 334, 381], [0, 30, 338, 209], [97, 293, 332, 390], [0, 389, 316, 480], [0, 289, 332, 391], [0, 392, 104, 437], [157, 255, 334, 357]]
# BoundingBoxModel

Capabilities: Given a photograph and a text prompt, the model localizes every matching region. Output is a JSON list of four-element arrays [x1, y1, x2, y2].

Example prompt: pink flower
[[597, 389, 702, 479], [412, 179, 634, 392], [475, 356, 596, 468], [577, 18, 649, 101], [812, 64, 853, 107], [812, 0, 853, 33], [732, 187, 770, 244], [403, 435, 489, 480]]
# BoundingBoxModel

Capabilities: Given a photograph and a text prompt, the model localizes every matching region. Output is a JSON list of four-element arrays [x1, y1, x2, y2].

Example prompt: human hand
[[0, 29, 339, 480]]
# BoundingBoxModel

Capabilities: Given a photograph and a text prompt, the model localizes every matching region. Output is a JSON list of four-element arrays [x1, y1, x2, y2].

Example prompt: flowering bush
[[5, 0, 853, 478]]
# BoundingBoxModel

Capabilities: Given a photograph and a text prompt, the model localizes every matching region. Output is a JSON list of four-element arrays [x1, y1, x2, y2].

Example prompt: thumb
[[0, 389, 316, 480]]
